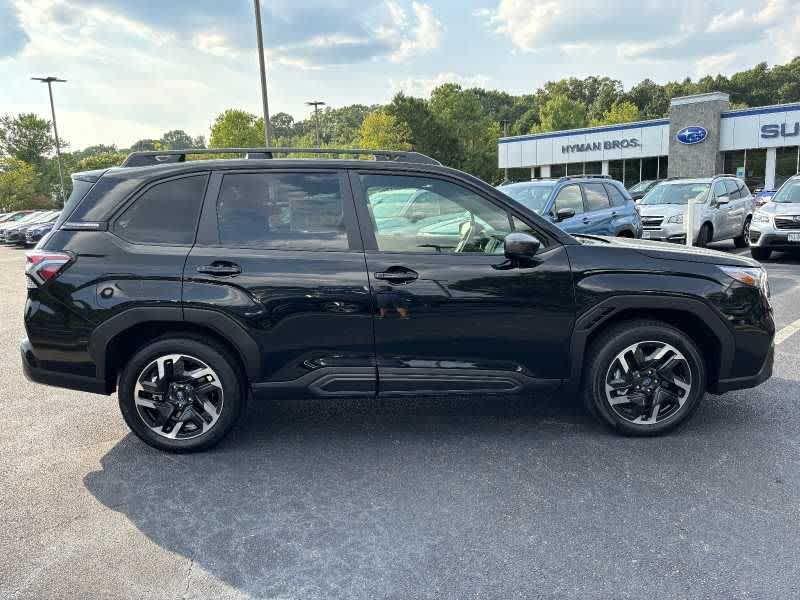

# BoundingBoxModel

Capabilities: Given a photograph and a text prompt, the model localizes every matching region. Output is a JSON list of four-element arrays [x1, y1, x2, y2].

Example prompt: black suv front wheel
[[118, 337, 245, 452], [583, 320, 706, 436]]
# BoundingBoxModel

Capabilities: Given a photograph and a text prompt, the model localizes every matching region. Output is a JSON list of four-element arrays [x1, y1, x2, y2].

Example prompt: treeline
[[2, 58, 799, 209]]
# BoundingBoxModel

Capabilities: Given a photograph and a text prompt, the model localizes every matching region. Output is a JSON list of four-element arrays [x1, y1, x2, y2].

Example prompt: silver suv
[[638, 176, 754, 247], [748, 175, 800, 260]]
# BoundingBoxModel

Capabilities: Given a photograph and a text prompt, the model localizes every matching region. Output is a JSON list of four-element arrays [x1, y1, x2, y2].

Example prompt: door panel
[[184, 169, 376, 397], [353, 171, 574, 395]]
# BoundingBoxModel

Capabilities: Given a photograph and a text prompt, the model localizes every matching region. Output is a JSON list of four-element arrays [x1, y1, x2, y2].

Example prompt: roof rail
[[121, 147, 441, 168], [556, 174, 612, 182], [712, 173, 740, 179]]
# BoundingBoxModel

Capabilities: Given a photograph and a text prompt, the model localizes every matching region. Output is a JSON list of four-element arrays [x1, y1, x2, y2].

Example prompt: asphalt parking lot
[[2, 243, 799, 600]]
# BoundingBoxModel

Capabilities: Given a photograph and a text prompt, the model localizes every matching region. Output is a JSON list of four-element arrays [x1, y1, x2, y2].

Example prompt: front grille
[[774, 216, 800, 231], [642, 216, 664, 228]]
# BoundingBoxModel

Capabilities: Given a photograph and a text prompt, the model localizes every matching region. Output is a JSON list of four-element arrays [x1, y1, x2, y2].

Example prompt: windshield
[[771, 180, 800, 204], [628, 180, 654, 193], [640, 183, 709, 205], [499, 182, 555, 213]]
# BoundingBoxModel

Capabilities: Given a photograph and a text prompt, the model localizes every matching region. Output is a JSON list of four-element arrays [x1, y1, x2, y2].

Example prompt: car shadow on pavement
[[82, 381, 794, 599]]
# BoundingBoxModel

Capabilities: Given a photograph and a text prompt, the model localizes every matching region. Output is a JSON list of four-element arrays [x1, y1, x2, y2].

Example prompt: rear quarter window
[[113, 175, 208, 245], [604, 183, 628, 207]]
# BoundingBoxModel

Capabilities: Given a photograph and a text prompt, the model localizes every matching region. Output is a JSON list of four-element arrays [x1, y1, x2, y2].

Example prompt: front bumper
[[642, 222, 687, 243], [710, 342, 774, 394], [749, 227, 800, 249], [21, 338, 109, 395]]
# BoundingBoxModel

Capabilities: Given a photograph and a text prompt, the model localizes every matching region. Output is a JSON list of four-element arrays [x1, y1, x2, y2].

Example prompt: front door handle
[[196, 262, 242, 276], [374, 268, 418, 284]]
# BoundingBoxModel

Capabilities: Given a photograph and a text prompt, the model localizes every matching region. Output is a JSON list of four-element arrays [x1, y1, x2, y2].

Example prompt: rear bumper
[[21, 338, 109, 395], [710, 343, 774, 394]]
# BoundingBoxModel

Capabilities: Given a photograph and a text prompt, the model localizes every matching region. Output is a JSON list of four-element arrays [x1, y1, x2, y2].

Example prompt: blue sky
[[1, 0, 798, 149]]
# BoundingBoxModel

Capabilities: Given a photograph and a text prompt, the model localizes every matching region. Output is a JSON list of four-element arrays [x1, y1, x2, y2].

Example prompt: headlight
[[752, 212, 771, 224], [667, 214, 684, 224], [718, 265, 770, 299]]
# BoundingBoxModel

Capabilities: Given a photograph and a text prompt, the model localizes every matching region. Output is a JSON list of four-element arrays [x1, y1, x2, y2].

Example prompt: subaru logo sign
[[676, 126, 708, 145]]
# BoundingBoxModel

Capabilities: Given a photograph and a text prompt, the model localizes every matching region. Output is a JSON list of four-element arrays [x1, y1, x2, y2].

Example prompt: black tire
[[118, 336, 245, 452], [583, 320, 706, 436], [694, 223, 712, 248], [733, 217, 751, 248], [750, 247, 772, 261]]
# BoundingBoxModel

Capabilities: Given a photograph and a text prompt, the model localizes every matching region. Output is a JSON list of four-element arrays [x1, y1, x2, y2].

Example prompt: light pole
[[32, 76, 66, 205], [306, 101, 326, 148], [500, 119, 510, 182], [253, 0, 271, 146]]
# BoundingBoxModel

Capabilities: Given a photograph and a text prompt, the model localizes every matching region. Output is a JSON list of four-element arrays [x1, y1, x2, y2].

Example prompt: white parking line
[[776, 318, 800, 345]]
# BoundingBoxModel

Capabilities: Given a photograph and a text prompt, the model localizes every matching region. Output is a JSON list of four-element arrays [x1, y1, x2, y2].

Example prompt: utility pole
[[253, 0, 271, 146], [500, 119, 510, 182], [32, 76, 66, 205], [306, 101, 326, 148]]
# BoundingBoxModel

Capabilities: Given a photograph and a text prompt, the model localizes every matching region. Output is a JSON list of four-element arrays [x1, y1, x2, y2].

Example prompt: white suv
[[748, 175, 800, 260], [637, 176, 754, 247]]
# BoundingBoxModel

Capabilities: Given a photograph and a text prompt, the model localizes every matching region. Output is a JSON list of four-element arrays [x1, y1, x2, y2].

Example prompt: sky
[[1, 0, 799, 150]]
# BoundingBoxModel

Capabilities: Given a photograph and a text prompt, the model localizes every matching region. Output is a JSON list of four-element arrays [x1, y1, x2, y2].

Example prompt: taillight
[[25, 250, 72, 286]]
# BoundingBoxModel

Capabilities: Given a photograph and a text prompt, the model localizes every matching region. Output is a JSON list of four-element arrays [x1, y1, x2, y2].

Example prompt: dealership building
[[498, 92, 800, 192]]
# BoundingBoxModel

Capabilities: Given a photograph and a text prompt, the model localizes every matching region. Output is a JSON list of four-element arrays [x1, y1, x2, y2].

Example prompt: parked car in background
[[0, 210, 35, 226], [0, 211, 55, 244], [24, 219, 59, 247], [0, 211, 45, 242], [748, 175, 800, 260], [637, 176, 754, 247], [753, 188, 776, 207], [5, 211, 60, 246], [627, 179, 662, 201], [498, 176, 642, 237]]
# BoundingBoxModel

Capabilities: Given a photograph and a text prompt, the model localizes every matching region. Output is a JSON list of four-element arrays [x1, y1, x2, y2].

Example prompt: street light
[[31, 76, 66, 205], [253, 0, 271, 146], [306, 101, 326, 148]]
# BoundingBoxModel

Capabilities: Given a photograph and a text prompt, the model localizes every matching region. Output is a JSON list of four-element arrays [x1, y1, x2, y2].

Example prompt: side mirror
[[555, 207, 576, 222], [504, 232, 541, 264], [715, 195, 730, 206]]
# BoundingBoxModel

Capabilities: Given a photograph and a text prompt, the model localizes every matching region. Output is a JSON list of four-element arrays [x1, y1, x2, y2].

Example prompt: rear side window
[[114, 175, 207, 245], [217, 172, 348, 250], [604, 183, 628, 207], [583, 183, 611, 211]]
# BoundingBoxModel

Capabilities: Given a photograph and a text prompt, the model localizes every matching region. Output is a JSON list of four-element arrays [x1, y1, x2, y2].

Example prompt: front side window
[[713, 180, 728, 199], [114, 175, 207, 245], [553, 185, 584, 215], [217, 172, 348, 250], [360, 174, 511, 254], [583, 183, 611, 211], [725, 179, 741, 200]]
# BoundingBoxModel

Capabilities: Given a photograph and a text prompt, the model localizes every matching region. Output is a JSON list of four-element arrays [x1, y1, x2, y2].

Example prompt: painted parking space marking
[[776, 318, 800, 345]]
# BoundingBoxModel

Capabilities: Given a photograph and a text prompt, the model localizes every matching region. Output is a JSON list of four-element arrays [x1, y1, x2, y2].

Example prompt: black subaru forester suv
[[22, 148, 775, 452]]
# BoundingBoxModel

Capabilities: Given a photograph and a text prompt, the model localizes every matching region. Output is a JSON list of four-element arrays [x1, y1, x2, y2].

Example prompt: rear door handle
[[196, 262, 242, 276], [374, 268, 418, 284]]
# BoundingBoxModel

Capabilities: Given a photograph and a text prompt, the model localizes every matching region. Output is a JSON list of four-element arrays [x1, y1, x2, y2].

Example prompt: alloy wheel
[[133, 353, 224, 440], [603, 341, 693, 425]]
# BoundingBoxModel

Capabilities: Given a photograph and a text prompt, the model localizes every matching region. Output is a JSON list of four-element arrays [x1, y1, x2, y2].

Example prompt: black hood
[[575, 235, 759, 267]]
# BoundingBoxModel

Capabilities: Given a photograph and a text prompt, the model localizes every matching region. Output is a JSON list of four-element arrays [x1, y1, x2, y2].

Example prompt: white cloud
[[390, 72, 492, 98], [193, 32, 239, 58], [482, 0, 561, 52], [380, 1, 443, 62]]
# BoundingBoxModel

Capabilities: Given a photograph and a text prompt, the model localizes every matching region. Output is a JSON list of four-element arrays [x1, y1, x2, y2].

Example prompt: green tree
[[270, 112, 295, 140], [591, 101, 640, 126], [535, 94, 587, 132], [75, 152, 128, 171], [0, 113, 55, 164], [0, 157, 39, 210], [130, 139, 161, 151], [160, 129, 194, 150], [209, 109, 262, 148], [358, 110, 411, 150], [386, 93, 460, 166]]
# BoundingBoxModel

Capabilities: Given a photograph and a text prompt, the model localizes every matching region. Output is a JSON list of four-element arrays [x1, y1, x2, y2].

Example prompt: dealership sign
[[676, 126, 708, 145], [561, 138, 639, 154], [761, 121, 800, 139]]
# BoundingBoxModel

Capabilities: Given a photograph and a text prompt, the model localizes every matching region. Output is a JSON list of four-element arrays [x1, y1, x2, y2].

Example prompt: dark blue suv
[[498, 176, 642, 237]]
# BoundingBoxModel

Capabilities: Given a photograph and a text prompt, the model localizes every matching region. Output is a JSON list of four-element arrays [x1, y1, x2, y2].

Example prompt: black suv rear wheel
[[583, 320, 706, 436], [118, 337, 245, 452]]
